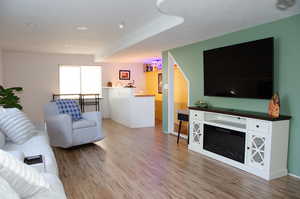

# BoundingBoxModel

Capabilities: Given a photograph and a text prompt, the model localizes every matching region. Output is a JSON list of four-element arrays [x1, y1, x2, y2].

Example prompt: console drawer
[[248, 119, 270, 133]]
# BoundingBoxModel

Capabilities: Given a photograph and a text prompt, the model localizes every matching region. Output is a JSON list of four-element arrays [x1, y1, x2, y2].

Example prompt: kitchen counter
[[134, 94, 155, 97], [105, 88, 155, 128]]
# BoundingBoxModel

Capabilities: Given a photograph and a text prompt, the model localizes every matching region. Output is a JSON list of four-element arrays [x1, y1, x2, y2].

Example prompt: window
[[59, 65, 102, 95]]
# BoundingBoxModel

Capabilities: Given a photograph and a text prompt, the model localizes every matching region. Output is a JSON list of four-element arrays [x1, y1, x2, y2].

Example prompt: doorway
[[173, 64, 189, 137], [167, 52, 190, 137]]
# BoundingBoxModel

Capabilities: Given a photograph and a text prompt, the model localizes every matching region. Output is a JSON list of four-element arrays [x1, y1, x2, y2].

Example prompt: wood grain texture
[[54, 120, 300, 199]]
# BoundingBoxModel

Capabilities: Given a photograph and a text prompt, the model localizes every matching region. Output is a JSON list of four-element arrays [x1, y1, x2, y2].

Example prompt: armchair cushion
[[55, 99, 82, 121], [72, 119, 96, 130]]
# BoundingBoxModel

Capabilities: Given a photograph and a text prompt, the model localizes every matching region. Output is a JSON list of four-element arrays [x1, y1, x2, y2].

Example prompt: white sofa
[[1, 124, 67, 198]]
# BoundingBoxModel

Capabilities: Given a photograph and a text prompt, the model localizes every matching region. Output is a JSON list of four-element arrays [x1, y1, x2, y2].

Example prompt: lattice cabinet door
[[189, 120, 203, 150], [247, 132, 268, 170]]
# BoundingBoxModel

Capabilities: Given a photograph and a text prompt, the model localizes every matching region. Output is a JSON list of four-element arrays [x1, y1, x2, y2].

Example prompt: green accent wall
[[162, 14, 300, 176]]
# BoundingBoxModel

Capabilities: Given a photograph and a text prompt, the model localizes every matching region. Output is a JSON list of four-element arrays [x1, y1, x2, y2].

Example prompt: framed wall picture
[[158, 73, 163, 94], [119, 70, 131, 80]]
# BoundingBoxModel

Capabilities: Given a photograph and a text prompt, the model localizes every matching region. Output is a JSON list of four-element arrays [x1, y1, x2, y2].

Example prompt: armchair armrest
[[45, 114, 73, 148]]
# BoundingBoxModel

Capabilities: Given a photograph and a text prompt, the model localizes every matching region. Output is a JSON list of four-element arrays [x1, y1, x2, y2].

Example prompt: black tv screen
[[204, 37, 274, 99]]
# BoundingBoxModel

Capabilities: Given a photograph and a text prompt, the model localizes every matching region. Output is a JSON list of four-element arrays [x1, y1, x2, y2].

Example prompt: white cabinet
[[247, 132, 268, 170], [189, 120, 203, 152], [248, 119, 270, 133], [189, 110, 204, 152], [188, 108, 290, 180]]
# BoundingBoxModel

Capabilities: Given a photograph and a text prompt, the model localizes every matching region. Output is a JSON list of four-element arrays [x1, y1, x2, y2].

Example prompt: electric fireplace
[[203, 124, 246, 163]]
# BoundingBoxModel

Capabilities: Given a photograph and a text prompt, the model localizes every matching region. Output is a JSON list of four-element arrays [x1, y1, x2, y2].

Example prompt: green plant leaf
[[0, 86, 23, 110]]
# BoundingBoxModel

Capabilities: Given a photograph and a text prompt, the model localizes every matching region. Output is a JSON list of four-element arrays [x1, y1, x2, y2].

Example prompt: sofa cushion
[[8, 150, 25, 162], [26, 173, 67, 199], [0, 108, 37, 144], [72, 119, 96, 130], [0, 176, 20, 199], [55, 99, 82, 121], [0, 149, 50, 198], [0, 130, 5, 149], [3, 130, 59, 176]]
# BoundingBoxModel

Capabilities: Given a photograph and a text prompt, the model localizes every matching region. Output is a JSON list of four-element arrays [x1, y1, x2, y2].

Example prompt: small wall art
[[119, 70, 131, 80]]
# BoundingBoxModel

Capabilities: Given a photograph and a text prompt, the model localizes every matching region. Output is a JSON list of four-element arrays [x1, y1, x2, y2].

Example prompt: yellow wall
[[145, 70, 163, 121], [173, 65, 189, 134], [174, 65, 188, 111]]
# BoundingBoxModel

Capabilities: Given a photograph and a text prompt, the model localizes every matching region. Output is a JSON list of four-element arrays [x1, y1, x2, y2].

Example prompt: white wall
[[0, 49, 3, 85], [101, 62, 145, 91], [2, 50, 145, 122]]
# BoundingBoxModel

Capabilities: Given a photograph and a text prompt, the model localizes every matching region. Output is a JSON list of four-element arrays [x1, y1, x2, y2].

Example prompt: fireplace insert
[[203, 124, 245, 163]]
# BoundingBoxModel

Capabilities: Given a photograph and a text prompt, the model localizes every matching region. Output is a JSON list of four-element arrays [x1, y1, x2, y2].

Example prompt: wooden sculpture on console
[[268, 93, 280, 118]]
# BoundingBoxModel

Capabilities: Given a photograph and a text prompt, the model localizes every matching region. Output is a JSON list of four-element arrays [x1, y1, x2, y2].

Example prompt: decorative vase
[[107, 82, 112, 87], [268, 93, 280, 118], [194, 100, 208, 108]]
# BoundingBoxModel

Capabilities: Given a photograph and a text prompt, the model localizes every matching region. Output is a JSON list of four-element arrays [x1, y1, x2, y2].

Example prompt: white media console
[[188, 106, 291, 180]]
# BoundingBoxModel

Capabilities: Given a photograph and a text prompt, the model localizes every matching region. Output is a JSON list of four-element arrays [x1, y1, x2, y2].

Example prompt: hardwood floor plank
[[54, 120, 300, 199]]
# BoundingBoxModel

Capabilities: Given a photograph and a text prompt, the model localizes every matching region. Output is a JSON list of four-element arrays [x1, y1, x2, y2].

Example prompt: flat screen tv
[[203, 37, 274, 99]]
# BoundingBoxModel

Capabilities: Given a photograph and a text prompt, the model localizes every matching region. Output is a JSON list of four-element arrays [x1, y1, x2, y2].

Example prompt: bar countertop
[[134, 94, 155, 97]]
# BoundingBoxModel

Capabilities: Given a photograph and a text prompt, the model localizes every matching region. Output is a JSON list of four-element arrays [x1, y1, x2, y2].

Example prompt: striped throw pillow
[[0, 108, 37, 144], [0, 150, 50, 198], [0, 130, 5, 149]]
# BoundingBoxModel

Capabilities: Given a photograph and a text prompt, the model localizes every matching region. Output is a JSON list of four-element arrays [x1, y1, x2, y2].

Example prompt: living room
[[1, 0, 300, 199]]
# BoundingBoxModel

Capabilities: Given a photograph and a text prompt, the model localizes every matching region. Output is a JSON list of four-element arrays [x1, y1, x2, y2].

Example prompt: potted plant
[[0, 86, 23, 110]]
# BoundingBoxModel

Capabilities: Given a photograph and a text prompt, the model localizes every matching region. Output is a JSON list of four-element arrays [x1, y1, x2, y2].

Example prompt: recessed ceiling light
[[76, 26, 88, 31], [119, 22, 125, 29]]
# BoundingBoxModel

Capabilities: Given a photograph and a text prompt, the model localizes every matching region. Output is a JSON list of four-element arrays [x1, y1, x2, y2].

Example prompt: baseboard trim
[[270, 169, 288, 180], [288, 173, 300, 179], [170, 132, 188, 139]]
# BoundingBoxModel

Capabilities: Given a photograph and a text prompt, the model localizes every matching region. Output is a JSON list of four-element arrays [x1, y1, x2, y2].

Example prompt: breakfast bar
[[107, 88, 155, 128]]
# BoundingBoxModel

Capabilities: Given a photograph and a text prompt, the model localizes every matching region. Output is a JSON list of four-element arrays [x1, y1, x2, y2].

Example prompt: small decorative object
[[125, 80, 135, 88], [0, 86, 23, 110], [119, 70, 130, 80], [268, 93, 280, 118], [276, 0, 295, 10], [194, 100, 208, 108], [143, 58, 162, 72], [143, 64, 153, 72], [158, 73, 163, 94], [107, 81, 112, 87], [152, 58, 162, 71]]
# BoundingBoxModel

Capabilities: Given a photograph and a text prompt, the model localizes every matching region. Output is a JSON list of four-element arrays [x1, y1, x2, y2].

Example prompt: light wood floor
[[54, 120, 300, 199]]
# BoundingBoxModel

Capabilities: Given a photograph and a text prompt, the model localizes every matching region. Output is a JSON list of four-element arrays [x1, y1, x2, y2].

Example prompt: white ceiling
[[0, 0, 162, 55], [0, 0, 300, 63]]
